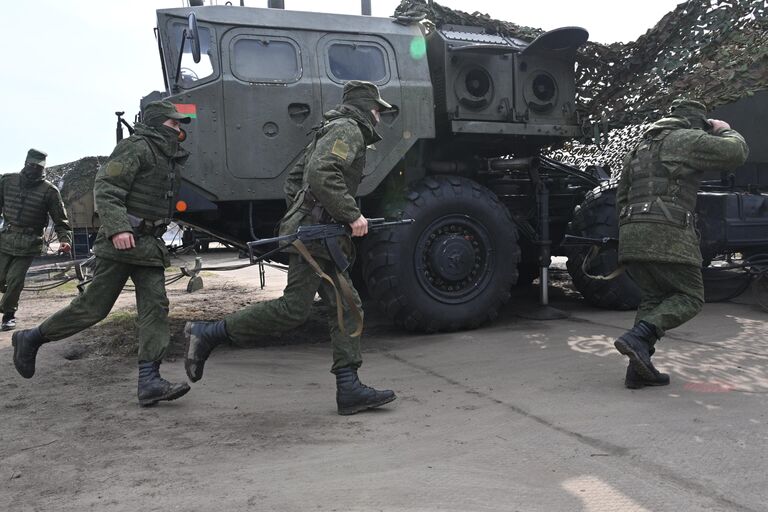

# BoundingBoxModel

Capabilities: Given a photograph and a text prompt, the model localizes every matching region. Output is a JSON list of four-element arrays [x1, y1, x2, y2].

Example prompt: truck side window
[[328, 42, 387, 83], [171, 23, 214, 86], [232, 38, 300, 83]]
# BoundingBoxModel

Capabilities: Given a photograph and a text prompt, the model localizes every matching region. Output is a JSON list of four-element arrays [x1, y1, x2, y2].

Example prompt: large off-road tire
[[565, 179, 641, 310], [362, 175, 520, 332]]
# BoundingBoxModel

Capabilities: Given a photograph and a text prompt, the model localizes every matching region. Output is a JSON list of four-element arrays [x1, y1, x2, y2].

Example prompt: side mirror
[[173, 13, 202, 89], [188, 12, 201, 64]]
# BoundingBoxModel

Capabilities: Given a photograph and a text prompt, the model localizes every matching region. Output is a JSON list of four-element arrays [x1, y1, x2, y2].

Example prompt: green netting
[[46, 156, 106, 205], [395, 0, 768, 171], [395, 0, 768, 125]]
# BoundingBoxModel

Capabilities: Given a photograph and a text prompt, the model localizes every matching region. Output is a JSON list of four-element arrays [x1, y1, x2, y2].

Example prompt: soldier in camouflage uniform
[[12, 101, 192, 406], [614, 99, 748, 389], [184, 81, 397, 415], [0, 149, 72, 331]]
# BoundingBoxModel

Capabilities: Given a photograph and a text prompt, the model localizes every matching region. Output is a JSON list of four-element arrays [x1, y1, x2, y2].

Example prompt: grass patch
[[87, 310, 140, 358]]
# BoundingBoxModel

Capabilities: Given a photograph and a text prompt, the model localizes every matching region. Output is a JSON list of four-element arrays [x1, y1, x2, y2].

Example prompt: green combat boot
[[625, 345, 670, 389], [12, 327, 48, 378], [184, 320, 229, 382], [335, 367, 396, 415], [137, 361, 190, 406]]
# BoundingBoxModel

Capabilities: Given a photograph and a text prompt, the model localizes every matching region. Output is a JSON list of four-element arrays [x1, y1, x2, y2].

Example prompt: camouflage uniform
[[614, 100, 748, 388], [13, 101, 192, 406], [616, 103, 748, 336], [184, 81, 397, 415], [39, 120, 188, 361], [225, 103, 378, 370], [0, 149, 72, 326]]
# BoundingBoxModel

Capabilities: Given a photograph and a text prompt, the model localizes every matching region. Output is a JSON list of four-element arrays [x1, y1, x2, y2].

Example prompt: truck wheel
[[362, 175, 520, 332], [565, 179, 641, 310]]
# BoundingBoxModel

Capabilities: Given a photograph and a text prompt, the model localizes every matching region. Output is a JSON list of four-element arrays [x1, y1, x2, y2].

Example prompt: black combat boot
[[2, 312, 16, 331], [614, 321, 662, 383], [335, 367, 396, 415], [12, 327, 48, 378], [625, 346, 670, 389], [184, 320, 229, 382], [137, 361, 191, 406]]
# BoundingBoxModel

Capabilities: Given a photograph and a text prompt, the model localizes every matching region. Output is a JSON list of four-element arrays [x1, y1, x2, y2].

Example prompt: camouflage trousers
[[0, 251, 34, 314], [39, 257, 170, 362], [627, 261, 705, 337], [224, 254, 363, 371]]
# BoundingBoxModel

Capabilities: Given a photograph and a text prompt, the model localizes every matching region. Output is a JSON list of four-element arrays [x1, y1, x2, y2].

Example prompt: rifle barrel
[[369, 218, 415, 229], [248, 233, 296, 247], [561, 234, 618, 246]]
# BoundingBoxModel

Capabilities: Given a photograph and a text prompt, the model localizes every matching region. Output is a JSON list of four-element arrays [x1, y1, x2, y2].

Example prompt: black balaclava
[[345, 98, 379, 127], [20, 164, 44, 187]]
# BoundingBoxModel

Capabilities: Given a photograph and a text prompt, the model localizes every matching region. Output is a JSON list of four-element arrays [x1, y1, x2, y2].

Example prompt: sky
[[0, 0, 684, 172]]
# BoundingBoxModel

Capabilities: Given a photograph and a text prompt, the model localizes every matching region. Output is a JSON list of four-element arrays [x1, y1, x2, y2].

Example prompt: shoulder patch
[[330, 139, 350, 161], [105, 161, 124, 177]]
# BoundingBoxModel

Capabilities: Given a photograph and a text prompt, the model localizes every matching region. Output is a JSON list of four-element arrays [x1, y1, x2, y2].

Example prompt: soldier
[[12, 101, 192, 407], [0, 149, 72, 331], [184, 81, 397, 415], [614, 99, 748, 388]]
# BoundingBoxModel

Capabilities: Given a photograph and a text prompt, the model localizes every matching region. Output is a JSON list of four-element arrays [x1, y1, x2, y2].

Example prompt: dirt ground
[[2, 250, 767, 511], [12, 251, 331, 356]]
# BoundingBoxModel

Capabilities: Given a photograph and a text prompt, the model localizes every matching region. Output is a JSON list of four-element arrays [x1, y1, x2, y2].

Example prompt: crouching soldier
[[12, 101, 193, 406]]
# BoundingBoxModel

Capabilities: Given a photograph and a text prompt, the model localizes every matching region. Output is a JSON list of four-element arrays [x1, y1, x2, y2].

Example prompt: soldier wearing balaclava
[[0, 148, 72, 330], [12, 101, 194, 407]]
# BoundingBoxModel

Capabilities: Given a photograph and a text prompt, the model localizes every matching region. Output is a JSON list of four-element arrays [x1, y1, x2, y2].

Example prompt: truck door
[[221, 28, 321, 182], [316, 34, 403, 177]]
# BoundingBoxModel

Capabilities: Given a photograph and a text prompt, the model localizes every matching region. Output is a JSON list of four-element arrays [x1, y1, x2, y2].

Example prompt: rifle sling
[[292, 239, 364, 337], [582, 245, 626, 281]]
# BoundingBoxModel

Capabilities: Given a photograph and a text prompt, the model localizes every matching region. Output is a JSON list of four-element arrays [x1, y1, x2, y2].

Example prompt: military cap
[[25, 148, 47, 167], [669, 99, 708, 115], [342, 80, 392, 110], [143, 100, 192, 127]]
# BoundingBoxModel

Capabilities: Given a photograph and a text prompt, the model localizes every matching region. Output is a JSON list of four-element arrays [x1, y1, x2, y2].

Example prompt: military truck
[[130, 3, 767, 331]]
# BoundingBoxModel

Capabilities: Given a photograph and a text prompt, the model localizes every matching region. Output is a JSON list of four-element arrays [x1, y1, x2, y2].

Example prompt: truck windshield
[[171, 22, 214, 87]]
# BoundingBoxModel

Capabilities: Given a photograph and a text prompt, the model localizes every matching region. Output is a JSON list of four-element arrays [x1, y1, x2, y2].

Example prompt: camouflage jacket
[[617, 117, 748, 265], [279, 105, 380, 259], [93, 123, 189, 268], [0, 172, 72, 257]]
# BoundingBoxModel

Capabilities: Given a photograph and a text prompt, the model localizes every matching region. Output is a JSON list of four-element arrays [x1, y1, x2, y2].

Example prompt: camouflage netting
[[395, 0, 768, 171], [46, 156, 106, 206], [549, 124, 650, 173]]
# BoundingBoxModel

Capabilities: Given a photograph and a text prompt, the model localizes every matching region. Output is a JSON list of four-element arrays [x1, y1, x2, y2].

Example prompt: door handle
[[288, 103, 311, 124]]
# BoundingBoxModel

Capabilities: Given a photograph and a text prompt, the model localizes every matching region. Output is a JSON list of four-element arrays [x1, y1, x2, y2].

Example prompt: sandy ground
[[1, 250, 767, 511]]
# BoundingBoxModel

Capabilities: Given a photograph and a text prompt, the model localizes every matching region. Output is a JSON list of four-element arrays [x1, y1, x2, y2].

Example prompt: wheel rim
[[414, 214, 494, 304]]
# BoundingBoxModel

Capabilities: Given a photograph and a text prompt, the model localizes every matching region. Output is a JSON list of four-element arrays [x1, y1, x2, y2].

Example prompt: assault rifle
[[248, 218, 415, 272], [561, 234, 618, 249]]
